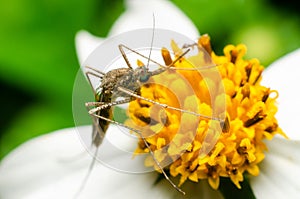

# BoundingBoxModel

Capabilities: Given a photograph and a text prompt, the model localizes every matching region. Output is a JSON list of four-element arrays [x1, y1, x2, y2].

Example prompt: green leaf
[[219, 176, 256, 199], [0, 0, 124, 159]]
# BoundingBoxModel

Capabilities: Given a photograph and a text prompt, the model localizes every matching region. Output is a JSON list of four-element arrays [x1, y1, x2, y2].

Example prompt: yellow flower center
[[126, 34, 286, 190]]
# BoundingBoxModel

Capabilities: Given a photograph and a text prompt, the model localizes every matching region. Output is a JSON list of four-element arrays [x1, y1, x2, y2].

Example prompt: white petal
[[250, 137, 300, 199], [75, 0, 199, 66], [261, 49, 300, 140], [0, 126, 89, 199], [75, 30, 104, 66], [109, 0, 199, 39], [0, 125, 222, 199]]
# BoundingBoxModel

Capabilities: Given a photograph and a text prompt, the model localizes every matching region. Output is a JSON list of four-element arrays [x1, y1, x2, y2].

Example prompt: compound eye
[[139, 74, 150, 82]]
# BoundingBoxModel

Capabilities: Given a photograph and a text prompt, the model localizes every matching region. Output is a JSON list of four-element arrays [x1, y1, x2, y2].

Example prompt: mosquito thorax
[[98, 68, 132, 93]]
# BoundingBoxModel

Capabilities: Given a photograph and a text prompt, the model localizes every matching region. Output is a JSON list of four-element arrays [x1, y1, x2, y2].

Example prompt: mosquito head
[[135, 65, 151, 83], [140, 73, 151, 82]]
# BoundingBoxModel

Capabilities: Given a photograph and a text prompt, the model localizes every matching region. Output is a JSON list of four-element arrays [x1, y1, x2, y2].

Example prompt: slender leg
[[120, 43, 218, 71], [117, 87, 230, 132], [85, 65, 106, 75], [85, 71, 102, 95], [118, 44, 190, 68], [117, 87, 222, 122], [86, 99, 130, 117], [85, 99, 186, 195], [118, 45, 133, 69]]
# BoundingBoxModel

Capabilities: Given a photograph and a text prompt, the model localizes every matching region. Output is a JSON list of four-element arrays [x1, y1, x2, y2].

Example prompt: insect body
[[85, 44, 191, 147], [88, 67, 132, 147], [86, 55, 158, 146]]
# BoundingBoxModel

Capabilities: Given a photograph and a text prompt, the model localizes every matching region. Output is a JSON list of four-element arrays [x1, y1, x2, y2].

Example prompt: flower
[[127, 35, 287, 190], [0, 0, 299, 199]]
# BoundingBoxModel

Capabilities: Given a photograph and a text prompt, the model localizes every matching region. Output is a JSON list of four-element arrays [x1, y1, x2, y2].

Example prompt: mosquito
[[82, 46, 191, 195], [77, 25, 228, 197]]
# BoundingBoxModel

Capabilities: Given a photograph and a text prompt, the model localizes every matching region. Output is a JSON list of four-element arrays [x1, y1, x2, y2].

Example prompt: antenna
[[146, 14, 155, 69]]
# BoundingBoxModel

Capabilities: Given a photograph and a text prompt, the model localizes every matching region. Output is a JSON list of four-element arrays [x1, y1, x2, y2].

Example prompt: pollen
[[127, 34, 286, 190]]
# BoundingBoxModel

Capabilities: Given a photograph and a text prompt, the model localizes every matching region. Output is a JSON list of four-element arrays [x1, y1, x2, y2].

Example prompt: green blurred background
[[0, 0, 299, 160]]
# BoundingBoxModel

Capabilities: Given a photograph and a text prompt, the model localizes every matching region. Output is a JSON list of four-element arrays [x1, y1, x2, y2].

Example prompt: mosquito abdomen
[[92, 92, 113, 147]]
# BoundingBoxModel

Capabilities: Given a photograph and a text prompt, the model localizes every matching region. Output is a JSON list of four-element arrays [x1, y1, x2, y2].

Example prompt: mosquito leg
[[118, 45, 133, 69], [118, 44, 194, 77], [119, 43, 217, 75], [85, 101, 105, 107], [150, 48, 191, 76], [86, 99, 131, 146], [119, 44, 190, 68], [75, 100, 130, 198], [87, 100, 186, 195], [160, 48, 217, 71], [117, 87, 222, 122], [86, 99, 130, 116], [85, 71, 103, 95], [119, 44, 162, 67], [74, 146, 100, 199], [85, 66, 106, 75], [182, 42, 198, 49]]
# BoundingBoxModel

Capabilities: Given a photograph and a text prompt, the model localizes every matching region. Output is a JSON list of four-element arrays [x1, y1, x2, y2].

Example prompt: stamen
[[198, 34, 212, 54], [221, 116, 230, 133], [137, 59, 145, 67], [244, 110, 266, 127], [262, 88, 270, 102], [161, 47, 173, 66]]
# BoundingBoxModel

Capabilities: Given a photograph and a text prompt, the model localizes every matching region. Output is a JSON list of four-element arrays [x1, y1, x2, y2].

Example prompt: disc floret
[[127, 34, 286, 190]]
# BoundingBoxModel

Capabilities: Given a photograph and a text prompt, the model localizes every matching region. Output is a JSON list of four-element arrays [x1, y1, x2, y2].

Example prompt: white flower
[[0, 0, 299, 199], [75, 0, 199, 66]]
